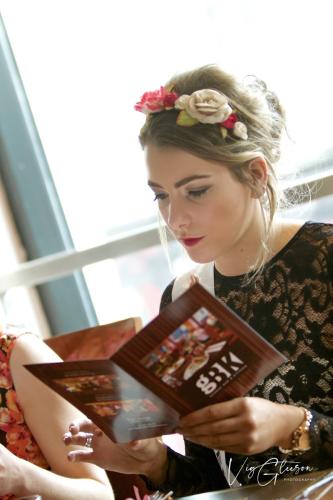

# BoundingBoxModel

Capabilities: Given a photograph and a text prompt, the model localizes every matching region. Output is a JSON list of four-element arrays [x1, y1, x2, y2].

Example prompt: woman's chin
[[184, 250, 213, 264]]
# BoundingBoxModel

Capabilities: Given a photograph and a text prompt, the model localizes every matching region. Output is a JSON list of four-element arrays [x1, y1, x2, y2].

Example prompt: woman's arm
[[64, 419, 228, 497], [178, 397, 333, 470], [178, 397, 305, 454], [8, 333, 113, 500]]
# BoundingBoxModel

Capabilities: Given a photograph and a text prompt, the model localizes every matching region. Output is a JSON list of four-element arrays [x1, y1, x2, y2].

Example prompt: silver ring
[[84, 434, 93, 448]]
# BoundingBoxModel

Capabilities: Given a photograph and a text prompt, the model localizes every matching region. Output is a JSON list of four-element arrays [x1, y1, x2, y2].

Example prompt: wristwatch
[[278, 408, 312, 455]]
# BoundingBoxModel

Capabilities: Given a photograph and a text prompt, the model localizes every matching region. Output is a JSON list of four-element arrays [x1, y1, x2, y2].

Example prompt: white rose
[[176, 89, 232, 124], [175, 95, 191, 110], [233, 121, 248, 140]]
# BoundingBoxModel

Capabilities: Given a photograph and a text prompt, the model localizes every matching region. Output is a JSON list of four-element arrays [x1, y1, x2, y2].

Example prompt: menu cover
[[26, 283, 287, 442]]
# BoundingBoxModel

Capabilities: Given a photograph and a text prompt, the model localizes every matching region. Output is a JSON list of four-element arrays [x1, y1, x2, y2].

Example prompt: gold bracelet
[[278, 408, 312, 455]]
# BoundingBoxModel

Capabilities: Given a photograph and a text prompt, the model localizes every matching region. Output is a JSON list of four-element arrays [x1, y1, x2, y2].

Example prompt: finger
[[180, 415, 244, 437], [68, 419, 102, 436], [67, 449, 95, 463], [63, 432, 73, 445], [180, 398, 243, 427], [68, 418, 93, 434], [63, 431, 94, 447]]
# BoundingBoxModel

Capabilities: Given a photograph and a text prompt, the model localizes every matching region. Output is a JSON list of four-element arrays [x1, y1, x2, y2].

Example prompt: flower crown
[[134, 86, 248, 140]]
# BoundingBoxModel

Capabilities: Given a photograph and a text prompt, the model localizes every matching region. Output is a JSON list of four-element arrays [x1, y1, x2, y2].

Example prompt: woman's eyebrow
[[148, 175, 211, 189]]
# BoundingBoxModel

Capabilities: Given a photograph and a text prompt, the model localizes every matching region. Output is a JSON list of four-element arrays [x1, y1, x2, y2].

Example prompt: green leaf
[[176, 110, 199, 127], [220, 126, 228, 139]]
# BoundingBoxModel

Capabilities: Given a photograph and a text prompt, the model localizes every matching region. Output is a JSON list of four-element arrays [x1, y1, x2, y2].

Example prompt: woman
[[0, 328, 113, 499], [63, 65, 333, 496]]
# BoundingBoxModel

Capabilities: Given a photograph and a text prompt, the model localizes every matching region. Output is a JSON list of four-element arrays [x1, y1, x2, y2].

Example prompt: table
[[176, 468, 333, 499]]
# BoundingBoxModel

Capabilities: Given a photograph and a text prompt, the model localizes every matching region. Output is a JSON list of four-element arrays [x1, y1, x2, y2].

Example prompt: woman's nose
[[166, 197, 190, 232]]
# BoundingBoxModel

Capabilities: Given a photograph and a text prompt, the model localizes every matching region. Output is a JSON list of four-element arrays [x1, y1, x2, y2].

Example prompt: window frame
[[0, 15, 97, 335]]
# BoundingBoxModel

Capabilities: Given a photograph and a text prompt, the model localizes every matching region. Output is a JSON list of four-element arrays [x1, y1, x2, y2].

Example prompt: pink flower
[[7, 423, 49, 467], [0, 348, 7, 362], [6, 389, 24, 423], [221, 113, 238, 129], [135, 87, 178, 114], [0, 362, 12, 389], [0, 402, 23, 428], [163, 92, 178, 109], [0, 407, 11, 426]]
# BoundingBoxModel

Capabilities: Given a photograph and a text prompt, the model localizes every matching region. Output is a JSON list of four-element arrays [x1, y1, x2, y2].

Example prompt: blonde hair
[[139, 65, 287, 282]]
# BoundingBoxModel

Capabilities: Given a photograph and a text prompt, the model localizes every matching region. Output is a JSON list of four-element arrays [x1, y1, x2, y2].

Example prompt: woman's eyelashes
[[187, 186, 210, 199], [153, 186, 211, 202], [153, 192, 167, 202]]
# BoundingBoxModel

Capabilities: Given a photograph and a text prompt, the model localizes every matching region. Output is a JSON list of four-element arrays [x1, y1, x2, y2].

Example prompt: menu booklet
[[26, 283, 287, 443]]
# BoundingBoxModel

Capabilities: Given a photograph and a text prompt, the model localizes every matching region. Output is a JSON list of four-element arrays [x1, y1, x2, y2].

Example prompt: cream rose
[[175, 89, 232, 124], [233, 121, 248, 140]]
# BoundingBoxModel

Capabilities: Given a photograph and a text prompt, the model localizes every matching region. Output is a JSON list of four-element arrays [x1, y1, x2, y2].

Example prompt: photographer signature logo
[[227, 457, 314, 487]]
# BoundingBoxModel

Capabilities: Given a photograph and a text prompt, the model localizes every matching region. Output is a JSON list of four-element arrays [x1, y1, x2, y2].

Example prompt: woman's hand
[[178, 397, 304, 455], [0, 443, 24, 496], [64, 418, 168, 481]]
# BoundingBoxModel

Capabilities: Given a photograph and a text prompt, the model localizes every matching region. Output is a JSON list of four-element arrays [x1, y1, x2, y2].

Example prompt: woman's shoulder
[[276, 219, 333, 252], [159, 272, 196, 311], [277, 218, 332, 235], [271, 220, 333, 277], [302, 220, 333, 241], [159, 262, 215, 311], [0, 329, 36, 360], [3, 330, 61, 387], [287, 220, 333, 239], [10, 331, 61, 367], [290, 220, 333, 252]]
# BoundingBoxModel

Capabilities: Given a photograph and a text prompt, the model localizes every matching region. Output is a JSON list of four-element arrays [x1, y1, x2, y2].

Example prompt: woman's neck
[[214, 216, 303, 278]]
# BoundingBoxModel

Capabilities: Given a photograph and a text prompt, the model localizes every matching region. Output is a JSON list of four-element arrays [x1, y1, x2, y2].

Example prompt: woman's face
[[146, 145, 261, 268]]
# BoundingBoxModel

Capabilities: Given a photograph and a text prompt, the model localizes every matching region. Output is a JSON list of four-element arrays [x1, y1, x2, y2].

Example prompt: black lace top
[[153, 221, 333, 496]]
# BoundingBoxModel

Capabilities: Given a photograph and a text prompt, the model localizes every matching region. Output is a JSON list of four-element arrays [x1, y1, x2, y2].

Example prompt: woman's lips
[[181, 237, 204, 247]]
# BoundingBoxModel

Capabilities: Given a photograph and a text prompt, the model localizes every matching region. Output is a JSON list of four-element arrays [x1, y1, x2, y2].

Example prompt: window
[[0, 0, 332, 334]]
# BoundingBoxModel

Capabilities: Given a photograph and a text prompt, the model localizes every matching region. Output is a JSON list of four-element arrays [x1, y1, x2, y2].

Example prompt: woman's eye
[[153, 192, 168, 202], [188, 187, 210, 198]]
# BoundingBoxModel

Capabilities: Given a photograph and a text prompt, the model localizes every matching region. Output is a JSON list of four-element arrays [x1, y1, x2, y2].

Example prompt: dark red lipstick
[[181, 237, 204, 247]]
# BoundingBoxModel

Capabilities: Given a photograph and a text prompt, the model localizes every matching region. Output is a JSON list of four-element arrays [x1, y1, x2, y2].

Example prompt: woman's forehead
[[145, 145, 226, 183]]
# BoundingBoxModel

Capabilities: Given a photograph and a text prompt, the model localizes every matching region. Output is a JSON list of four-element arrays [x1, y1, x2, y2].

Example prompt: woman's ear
[[248, 157, 268, 198]]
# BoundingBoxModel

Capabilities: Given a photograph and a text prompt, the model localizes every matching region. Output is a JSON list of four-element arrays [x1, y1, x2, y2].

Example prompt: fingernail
[[63, 433, 72, 444]]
